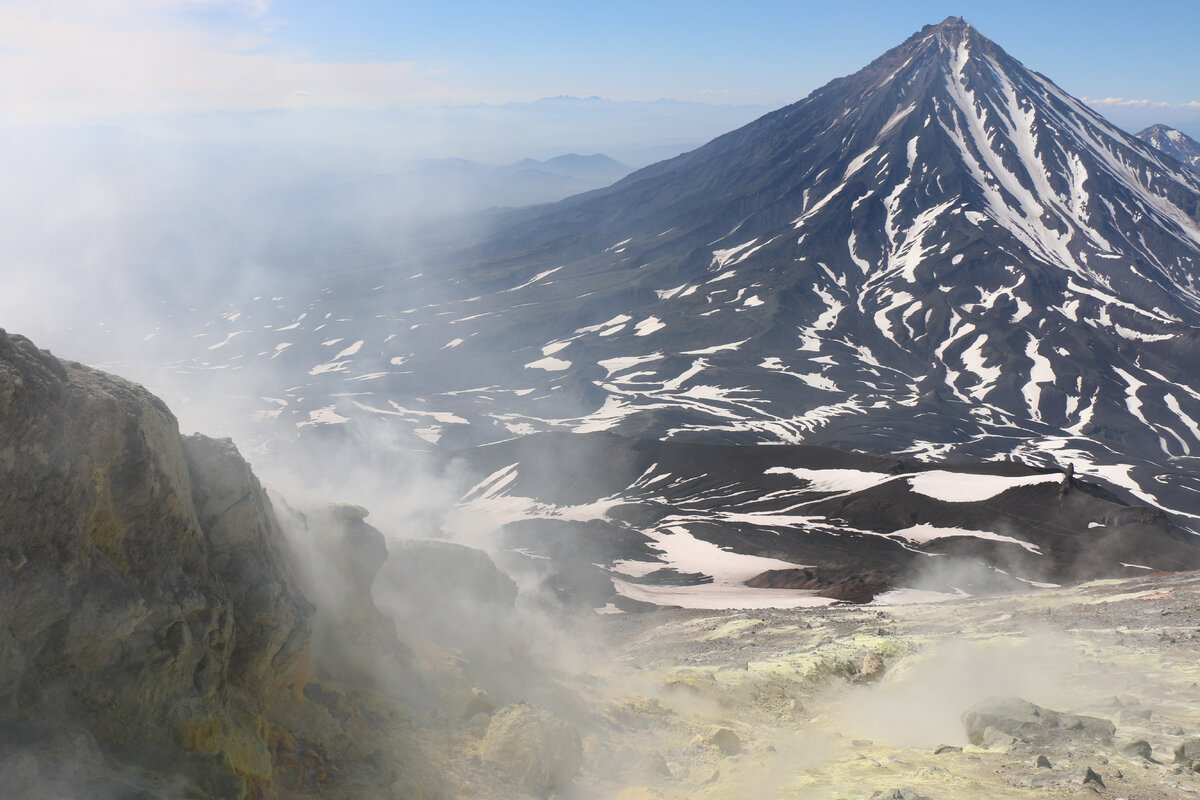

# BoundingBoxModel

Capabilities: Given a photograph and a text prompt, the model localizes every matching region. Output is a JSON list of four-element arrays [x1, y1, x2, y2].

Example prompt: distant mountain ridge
[[1137, 123, 1200, 173]]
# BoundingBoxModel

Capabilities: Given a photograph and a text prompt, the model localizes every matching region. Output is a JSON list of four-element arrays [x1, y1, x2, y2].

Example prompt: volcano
[[1138, 123, 1200, 174], [150, 18, 1200, 600]]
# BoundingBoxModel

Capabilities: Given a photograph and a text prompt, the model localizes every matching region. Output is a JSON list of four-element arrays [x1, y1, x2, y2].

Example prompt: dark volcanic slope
[[1138, 123, 1200, 174], [458, 432, 1200, 606], [147, 19, 1200, 533]]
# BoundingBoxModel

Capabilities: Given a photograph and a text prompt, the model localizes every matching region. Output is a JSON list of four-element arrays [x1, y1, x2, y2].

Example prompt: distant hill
[[1137, 123, 1200, 173]]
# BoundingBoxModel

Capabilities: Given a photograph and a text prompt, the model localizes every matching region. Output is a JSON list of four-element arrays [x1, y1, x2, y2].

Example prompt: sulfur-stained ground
[[439, 571, 1200, 799]]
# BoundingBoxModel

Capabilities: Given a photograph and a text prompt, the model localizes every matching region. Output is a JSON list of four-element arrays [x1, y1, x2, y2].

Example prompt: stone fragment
[[1083, 766, 1105, 787], [1119, 739, 1152, 760], [855, 654, 886, 682], [706, 727, 742, 756]]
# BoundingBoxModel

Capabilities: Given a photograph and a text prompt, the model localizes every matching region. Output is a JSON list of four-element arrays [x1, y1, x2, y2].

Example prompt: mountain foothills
[[142, 17, 1200, 603]]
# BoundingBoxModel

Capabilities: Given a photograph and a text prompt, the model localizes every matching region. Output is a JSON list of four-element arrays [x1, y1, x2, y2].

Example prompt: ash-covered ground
[[433, 572, 1200, 800]]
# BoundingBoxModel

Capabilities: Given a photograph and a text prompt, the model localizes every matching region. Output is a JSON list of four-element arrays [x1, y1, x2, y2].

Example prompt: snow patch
[[907, 471, 1061, 502]]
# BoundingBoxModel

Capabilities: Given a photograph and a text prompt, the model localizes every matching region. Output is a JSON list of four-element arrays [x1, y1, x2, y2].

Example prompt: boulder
[[1120, 738, 1153, 760], [384, 538, 517, 612], [869, 788, 930, 800], [460, 688, 496, 721], [962, 696, 1115, 747], [706, 727, 742, 755], [1174, 737, 1200, 767], [854, 654, 886, 682], [982, 726, 1017, 748], [373, 538, 540, 702], [480, 704, 582, 794], [376, 539, 518, 654], [633, 749, 672, 780]]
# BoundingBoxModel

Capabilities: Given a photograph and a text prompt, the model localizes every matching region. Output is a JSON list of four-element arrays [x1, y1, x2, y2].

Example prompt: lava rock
[[1119, 738, 1153, 760], [962, 696, 1115, 746], [869, 788, 930, 800], [460, 688, 496, 721], [1174, 737, 1200, 767], [1083, 766, 1105, 787], [706, 727, 743, 756]]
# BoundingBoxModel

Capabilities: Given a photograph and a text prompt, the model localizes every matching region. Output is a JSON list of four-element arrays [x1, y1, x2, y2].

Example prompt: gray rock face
[[480, 704, 582, 794], [280, 501, 421, 702], [0, 328, 469, 800], [0, 329, 313, 795], [183, 434, 315, 697], [962, 696, 1115, 748]]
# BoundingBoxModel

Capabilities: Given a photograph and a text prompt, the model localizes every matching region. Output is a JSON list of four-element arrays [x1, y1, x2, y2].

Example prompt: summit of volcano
[[95, 17, 1200, 601]]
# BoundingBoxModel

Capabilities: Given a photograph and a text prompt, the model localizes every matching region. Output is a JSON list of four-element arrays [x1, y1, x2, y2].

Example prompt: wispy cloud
[[1083, 96, 1200, 109], [0, 0, 457, 124]]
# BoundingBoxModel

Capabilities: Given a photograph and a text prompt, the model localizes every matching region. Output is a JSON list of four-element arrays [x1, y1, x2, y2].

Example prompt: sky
[[1, 0, 1198, 132]]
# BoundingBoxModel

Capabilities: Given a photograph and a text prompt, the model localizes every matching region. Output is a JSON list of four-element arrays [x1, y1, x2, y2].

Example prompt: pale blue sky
[[249, 0, 1200, 107], [2, 0, 1197, 127]]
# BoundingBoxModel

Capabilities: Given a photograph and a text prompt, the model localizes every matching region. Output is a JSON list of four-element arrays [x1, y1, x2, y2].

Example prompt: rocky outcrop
[[279, 502, 422, 703], [183, 434, 314, 700], [0, 330, 299, 794], [0, 330, 440, 799], [962, 697, 1116, 748], [372, 538, 551, 711]]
